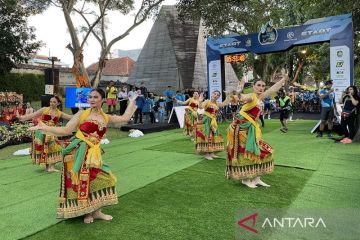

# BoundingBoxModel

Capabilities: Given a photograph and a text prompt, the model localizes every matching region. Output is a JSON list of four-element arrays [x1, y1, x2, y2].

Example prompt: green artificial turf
[[25, 162, 313, 240], [0, 130, 202, 240], [1, 119, 359, 240]]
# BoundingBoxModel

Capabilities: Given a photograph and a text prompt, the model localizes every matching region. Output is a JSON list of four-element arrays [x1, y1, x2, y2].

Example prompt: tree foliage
[[177, 0, 359, 86], [0, 0, 41, 75]]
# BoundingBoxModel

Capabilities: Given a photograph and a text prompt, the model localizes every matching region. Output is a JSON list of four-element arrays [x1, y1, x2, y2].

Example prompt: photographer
[[340, 86, 359, 143], [275, 89, 291, 133], [317, 80, 336, 138]]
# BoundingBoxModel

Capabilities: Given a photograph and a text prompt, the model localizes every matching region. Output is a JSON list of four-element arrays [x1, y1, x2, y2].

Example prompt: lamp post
[[48, 56, 60, 95]]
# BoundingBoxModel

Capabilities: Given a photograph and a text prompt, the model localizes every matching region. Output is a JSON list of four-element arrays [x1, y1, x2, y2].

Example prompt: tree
[[0, 0, 41, 75], [75, 0, 164, 87], [24, 0, 164, 88]]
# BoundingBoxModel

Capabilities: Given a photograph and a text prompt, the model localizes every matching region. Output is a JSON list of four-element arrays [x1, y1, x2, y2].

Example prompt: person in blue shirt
[[155, 96, 166, 123], [163, 86, 174, 117], [174, 91, 185, 106], [317, 80, 336, 137], [134, 89, 145, 124], [313, 90, 320, 112], [263, 96, 272, 119], [142, 93, 155, 123], [303, 90, 310, 112]]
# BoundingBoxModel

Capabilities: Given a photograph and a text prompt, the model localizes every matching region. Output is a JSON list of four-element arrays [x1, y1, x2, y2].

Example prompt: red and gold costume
[[195, 100, 224, 153], [32, 107, 62, 165], [226, 93, 273, 180], [57, 109, 117, 218], [183, 98, 199, 137]]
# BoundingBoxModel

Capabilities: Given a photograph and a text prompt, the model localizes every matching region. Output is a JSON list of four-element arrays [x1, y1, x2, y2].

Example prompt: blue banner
[[206, 13, 353, 100]]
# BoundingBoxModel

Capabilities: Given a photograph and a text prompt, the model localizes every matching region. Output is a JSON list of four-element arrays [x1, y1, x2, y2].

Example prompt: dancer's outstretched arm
[[237, 76, 246, 93], [61, 112, 73, 120], [29, 111, 82, 136], [259, 69, 288, 100], [18, 108, 45, 121], [108, 94, 138, 123], [199, 93, 204, 103], [239, 93, 254, 104], [235, 77, 252, 103], [200, 99, 209, 109], [217, 91, 231, 108], [176, 98, 190, 106]]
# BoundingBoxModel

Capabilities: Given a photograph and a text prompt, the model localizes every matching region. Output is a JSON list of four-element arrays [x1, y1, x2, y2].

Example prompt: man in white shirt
[[117, 86, 128, 115]]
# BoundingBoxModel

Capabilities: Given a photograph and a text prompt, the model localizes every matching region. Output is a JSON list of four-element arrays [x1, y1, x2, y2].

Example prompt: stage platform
[[120, 122, 179, 133]]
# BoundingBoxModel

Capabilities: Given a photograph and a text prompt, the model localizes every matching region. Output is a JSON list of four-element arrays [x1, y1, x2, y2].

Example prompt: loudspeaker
[[44, 69, 53, 84], [44, 68, 59, 85], [41, 94, 54, 107]]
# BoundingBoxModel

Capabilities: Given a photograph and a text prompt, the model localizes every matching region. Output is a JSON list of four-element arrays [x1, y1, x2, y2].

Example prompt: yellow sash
[[203, 100, 218, 131], [75, 108, 109, 169], [239, 93, 262, 143], [187, 98, 198, 116]]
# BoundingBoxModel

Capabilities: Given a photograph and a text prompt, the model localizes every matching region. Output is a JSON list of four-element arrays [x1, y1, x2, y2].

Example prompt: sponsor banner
[[235, 208, 360, 240], [334, 85, 348, 103], [45, 85, 54, 95], [208, 60, 223, 101], [330, 46, 351, 102]]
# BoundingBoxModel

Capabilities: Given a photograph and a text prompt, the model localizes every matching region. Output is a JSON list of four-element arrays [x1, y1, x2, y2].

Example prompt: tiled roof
[[34, 55, 50, 60], [86, 57, 135, 76], [14, 64, 72, 73]]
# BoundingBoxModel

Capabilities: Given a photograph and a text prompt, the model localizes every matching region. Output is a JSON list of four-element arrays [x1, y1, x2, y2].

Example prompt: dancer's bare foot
[[241, 179, 257, 188], [84, 214, 94, 224], [253, 177, 270, 187], [92, 209, 113, 221], [205, 154, 214, 160], [47, 165, 59, 172], [210, 153, 220, 158]]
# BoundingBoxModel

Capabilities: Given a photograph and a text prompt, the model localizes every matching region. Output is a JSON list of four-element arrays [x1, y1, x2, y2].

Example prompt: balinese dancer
[[226, 70, 288, 188], [18, 96, 72, 172], [196, 90, 230, 160], [29, 89, 137, 223], [176, 91, 203, 140]]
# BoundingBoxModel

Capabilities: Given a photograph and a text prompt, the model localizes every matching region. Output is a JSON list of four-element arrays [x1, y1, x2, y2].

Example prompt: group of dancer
[[19, 69, 288, 224], [179, 69, 288, 188]]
